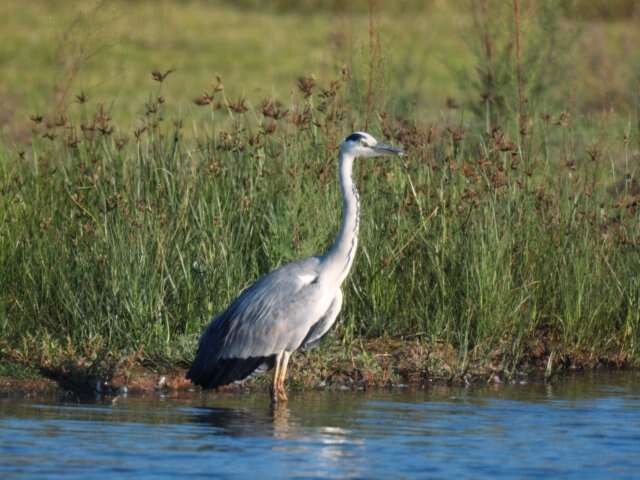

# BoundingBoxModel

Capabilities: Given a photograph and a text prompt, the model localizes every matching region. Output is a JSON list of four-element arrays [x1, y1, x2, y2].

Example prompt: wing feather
[[188, 257, 331, 387]]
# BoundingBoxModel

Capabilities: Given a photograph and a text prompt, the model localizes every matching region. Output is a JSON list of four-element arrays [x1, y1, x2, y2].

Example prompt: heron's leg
[[276, 351, 291, 402], [271, 351, 284, 403]]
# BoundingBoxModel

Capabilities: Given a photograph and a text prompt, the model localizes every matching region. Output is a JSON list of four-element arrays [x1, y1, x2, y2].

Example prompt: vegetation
[[0, 0, 639, 390]]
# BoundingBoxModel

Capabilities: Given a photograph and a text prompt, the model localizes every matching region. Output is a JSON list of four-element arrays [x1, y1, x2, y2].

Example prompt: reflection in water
[[270, 402, 293, 439], [189, 401, 365, 477], [189, 402, 296, 438], [1, 372, 639, 479]]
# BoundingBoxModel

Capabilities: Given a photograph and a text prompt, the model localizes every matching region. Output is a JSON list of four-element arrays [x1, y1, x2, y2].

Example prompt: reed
[[1, 62, 639, 377]]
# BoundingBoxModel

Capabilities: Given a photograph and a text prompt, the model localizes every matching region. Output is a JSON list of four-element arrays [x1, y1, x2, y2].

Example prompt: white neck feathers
[[322, 150, 360, 285]]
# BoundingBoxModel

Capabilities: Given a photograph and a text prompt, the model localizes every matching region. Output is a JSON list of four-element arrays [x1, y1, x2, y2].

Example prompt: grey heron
[[187, 132, 405, 402]]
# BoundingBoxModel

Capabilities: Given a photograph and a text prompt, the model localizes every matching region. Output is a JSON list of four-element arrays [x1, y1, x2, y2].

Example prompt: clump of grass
[[1, 58, 639, 382], [0, 361, 40, 380]]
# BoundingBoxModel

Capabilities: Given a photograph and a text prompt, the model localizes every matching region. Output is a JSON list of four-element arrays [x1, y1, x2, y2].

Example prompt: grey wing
[[187, 257, 331, 388], [218, 257, 326, 357]]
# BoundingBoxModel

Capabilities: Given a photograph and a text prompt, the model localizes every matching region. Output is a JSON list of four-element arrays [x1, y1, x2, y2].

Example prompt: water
[[1, 372, 639, 479]]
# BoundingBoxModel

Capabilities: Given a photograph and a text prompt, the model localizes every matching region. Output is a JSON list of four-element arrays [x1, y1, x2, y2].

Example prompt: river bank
[[1, 334, 634, 397]]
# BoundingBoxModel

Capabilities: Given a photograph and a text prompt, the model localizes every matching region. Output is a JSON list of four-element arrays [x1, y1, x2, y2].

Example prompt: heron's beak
[[373, 143, 405, 157]]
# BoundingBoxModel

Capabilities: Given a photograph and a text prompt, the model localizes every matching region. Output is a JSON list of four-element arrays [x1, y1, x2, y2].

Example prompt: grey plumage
[[188, 258, 330, 388], [187, 131, 404, 399]]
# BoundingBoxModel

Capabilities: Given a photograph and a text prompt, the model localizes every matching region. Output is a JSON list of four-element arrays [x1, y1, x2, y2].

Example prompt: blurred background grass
[[1, 0, 639, 141]]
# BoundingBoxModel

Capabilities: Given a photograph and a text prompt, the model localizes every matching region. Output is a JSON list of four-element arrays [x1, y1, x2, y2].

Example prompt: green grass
[[0, 361, 40, 380], [1, 1, 639, 380], [2, 0, 638, 138], [0, 0, 471, 137], [1, 80, 639, 372]]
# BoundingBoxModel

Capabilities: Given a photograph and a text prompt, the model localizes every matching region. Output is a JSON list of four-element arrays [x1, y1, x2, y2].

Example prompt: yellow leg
[[271, 352, 283, 403], [276, 351, 291, 402]]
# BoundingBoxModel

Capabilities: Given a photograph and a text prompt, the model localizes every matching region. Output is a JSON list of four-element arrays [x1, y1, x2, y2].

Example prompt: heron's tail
[[186, 355, 275, 389]]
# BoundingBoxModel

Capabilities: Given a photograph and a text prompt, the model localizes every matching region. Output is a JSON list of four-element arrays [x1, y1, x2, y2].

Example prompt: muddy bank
[[0, 336, 633, 397]]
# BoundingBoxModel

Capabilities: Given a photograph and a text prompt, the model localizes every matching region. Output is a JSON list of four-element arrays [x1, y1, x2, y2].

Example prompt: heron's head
[[340, 131, 405, 158]]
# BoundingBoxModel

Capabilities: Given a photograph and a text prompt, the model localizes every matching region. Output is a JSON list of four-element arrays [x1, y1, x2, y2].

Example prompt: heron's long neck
[[323, 150, 360, 285]]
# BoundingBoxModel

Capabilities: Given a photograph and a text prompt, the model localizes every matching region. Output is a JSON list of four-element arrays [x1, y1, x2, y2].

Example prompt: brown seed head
[[261, 98, 288, 120], [151, 68, 175, 83], [194, 93, 213, 106], [65, 128, 80, 148], [228, 98, 248, 114], [447, 126, 465, 144], [134, 126, 147, 141], [555, 111, 570, 128], [54, 114, 67, 127], [297, 76, 316, 98], [446, 97, 460, 109], [261, 121, 277, 135], [213, 76, 224, 92], [115, 135, 129, 150]]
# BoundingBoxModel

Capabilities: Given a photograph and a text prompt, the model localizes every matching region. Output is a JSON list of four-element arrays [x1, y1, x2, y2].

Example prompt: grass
[[3, 1, 637, 138], [0, 1, 639, 389], [0, 0, 470, 138]]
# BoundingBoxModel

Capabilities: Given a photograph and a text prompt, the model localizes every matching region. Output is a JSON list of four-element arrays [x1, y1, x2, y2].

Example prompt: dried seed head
[[145, 101, 159, 116], [586, 144, 601, 162], [115, 135, 129, 150], [261, 98, 288, 120], [65, 128, 79, 148], [99, 125, 113, 136], [134, 126, 147, 141], [291, 104, 313, 130], [319, 79, 341, 99], [447, 126, 465, 144], [213, 76, 224, 92], [341, 65, 350, 81], [555, 111, 570, 127], [228, 98, 248, 114], [297, 76, 316, 98], [151, 68, 175, 83], [446, 97, 460, 109], [262, 121, 277, 135], [194, 93, 213, 106], [95, 104, 111, 124], [54, 114, 67, 127]]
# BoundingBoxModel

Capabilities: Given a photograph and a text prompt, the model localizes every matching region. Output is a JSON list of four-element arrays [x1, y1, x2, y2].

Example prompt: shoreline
[[1, 337, 633, 397]]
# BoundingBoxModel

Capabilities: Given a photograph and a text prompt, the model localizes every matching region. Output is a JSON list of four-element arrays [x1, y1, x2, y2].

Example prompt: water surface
[[1, 372, 639, 479]]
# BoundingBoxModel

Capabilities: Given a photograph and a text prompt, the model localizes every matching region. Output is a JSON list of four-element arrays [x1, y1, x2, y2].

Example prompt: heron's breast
[[310, 282, 340, 317]]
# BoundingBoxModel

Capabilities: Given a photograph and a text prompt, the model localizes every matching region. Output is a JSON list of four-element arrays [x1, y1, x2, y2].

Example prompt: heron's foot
[[270, 383, 288, 403], [276, 384, 288, 402]]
